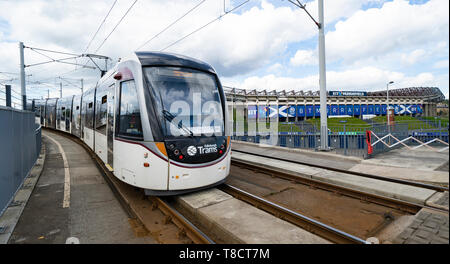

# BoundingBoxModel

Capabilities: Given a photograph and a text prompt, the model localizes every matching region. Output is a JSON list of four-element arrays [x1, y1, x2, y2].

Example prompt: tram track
[[44, 128, 213, 244], [219, 183, 368, 244], [232, 149, 449, 192], [230, 158, 448, 215], [224, 153, 448, 243]]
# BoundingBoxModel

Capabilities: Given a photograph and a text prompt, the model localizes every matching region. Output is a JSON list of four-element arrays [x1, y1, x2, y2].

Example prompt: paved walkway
[[363, 147, 449, 172], [231, 141, 360, 170], [394, 192, 449, 244], [8, 130, 155, 244]]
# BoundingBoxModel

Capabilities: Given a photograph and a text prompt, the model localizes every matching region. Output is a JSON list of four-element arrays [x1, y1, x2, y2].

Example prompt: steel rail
[[232, 149, 448, 192], [231, 158, 450, 215], [219, 184, 368, 244], [151, 196, 215, 244], [44, 128, 213, 244]]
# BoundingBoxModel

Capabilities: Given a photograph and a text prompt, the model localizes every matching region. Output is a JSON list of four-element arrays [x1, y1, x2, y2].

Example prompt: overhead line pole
[[317, 0, 329, 151], [19, 42, 26, 110], [288, 0, 329, 150]]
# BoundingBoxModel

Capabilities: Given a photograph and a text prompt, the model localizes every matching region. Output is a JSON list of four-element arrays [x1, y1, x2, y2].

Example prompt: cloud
[[433, 59, 449, 69], [325, 0, 449, 63], [235, 66, 440, 92], [267, 62, 283, 72], [290, 49, 317, 66], [401, 49, 426, 65], [0, 0, 448, 100]]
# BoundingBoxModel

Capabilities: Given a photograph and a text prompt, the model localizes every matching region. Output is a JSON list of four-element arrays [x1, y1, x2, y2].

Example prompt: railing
[[368, 130, 449, 155], [231, 120, 448, 158], [0, 106, 41, 216]]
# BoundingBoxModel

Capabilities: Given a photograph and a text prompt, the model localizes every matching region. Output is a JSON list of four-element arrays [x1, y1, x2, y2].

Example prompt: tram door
[[107, 84, 115, 169]]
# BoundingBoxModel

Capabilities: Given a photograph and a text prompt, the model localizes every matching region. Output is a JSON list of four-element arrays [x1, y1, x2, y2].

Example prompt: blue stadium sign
[[329, 91, 367, 96], [297, 105, 305, 117], [278, 105, 296, 117], [354, 105, 360, 115], [306, 105, 314, 117], [331, 105, 339, 116], [248, 105, 258, 119]]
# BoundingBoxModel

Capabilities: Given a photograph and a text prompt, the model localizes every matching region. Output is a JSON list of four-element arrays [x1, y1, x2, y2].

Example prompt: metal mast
[[318, 0, 329, 150], [19, 42, 26, 110]]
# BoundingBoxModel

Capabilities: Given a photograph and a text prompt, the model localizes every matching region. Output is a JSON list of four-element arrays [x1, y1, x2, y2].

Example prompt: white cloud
[[290, 49, 317, 66], [401, 49, 426, 65], [0, 0, 448, 100], [267, 63, 283, 72], [235, 66, 440, 92], [325, 0, 449, 63], [433, 59, 449, 69]]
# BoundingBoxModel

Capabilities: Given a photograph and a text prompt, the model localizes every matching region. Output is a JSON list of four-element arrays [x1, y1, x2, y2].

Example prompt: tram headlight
[[174, 149, 180, 155]]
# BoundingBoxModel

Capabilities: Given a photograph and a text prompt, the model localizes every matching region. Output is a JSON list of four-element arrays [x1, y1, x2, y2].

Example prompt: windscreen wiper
[[162, 110, 194, 137]]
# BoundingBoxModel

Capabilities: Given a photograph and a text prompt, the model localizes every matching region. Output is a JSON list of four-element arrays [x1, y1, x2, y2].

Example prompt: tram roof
[[135, 51, 215, 74]]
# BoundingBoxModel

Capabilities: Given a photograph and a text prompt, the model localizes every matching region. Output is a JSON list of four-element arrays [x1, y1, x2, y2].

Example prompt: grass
[[370, 115, 435, 130], [234, 115, 449, 135], [237, 121, 304, 133], [306, 117, 371, 132]]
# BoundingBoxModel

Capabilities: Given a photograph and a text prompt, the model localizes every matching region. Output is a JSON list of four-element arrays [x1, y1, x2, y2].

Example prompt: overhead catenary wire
[[24, 46, 80, 57], [22, 2, 117, 83], [136, 0, 208, 51], [93, 0, 139, 54], [25, 46, 96, 69], [160, 0, 250, 52], [287, 0, 320, 28], [83, 0, 118, 53], [59, 77, 82, 89], [75, 0, 136, 72]]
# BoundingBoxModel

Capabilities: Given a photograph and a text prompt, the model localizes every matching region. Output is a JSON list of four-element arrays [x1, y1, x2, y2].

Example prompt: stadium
[[224, 86, 446, 122]]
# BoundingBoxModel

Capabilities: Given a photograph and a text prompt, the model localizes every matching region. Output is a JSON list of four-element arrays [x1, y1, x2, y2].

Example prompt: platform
[[172, 188, 330, 244], [4, 130, 155, 244], [232, 141, 449, 186], [1, 130, 332, 244]]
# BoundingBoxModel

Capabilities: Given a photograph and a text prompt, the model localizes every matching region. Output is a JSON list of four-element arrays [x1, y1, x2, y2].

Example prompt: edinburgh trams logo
[[187, 146, 197, 156]]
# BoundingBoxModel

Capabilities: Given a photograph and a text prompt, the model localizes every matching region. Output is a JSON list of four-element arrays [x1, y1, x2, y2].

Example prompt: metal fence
[[0, 106, 41, 216], [232, 120, 448, 158]]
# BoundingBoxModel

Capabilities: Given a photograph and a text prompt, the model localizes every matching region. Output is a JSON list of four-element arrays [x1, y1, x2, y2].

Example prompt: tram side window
[[61, 107, 66, 121], [95, 94, 107, 135], [86, 101, 94, 129], [118, 80, 143, 139], [66, 107, 71, 121]]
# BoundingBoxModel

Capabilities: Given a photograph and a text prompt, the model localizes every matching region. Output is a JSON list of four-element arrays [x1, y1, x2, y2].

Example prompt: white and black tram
[[33, 52, 231, 195]]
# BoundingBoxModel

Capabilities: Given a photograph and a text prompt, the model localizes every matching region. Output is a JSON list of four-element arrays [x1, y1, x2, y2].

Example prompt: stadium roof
[[224, 86, 445, 102]]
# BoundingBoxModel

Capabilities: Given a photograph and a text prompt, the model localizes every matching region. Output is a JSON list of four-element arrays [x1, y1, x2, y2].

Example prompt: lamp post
[[386, 81, 394, 137]]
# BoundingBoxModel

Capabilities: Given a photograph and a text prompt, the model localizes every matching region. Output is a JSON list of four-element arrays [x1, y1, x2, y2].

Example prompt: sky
[[0, 0, 448, 107]]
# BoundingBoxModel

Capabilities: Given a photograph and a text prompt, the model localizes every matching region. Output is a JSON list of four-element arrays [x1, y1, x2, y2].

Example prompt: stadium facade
[[224, 86, 445, 122]]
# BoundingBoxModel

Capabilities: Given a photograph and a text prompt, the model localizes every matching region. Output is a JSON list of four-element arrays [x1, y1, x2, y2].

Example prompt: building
[[224, 86, 445, 122]]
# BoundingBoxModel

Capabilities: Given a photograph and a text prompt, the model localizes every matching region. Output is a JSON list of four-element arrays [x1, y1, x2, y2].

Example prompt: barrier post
[[344, 124, 347, 156], [366, 130, 373, 156], [5, 85, 11, 107]]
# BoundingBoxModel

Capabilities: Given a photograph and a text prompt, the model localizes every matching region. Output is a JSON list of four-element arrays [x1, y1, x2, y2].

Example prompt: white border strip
[[45, 134, 71, 208]]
